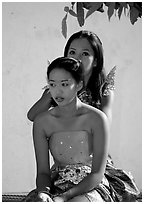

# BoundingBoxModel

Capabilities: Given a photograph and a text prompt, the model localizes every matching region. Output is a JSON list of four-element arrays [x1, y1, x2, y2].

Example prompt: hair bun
[[71, 59, 82, 71]]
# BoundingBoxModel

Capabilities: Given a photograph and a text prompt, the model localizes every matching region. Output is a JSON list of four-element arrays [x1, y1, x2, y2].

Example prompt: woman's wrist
[[53, 193, 68, 202], [61, 190, 72, 201], [37, 186, 51, 194]]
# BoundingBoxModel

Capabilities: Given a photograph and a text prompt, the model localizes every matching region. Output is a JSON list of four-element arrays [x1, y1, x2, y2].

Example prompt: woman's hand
[[53, 196, 65, 202], [36, 192, 53, 202]]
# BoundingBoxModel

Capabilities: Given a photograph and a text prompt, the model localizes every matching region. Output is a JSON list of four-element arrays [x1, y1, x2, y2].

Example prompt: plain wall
[[2, 2, 142, 193]]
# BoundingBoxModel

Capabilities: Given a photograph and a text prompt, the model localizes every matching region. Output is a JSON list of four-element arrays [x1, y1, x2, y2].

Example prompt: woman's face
[[48, 68, 80, 106], [67, 38, 96, 76]]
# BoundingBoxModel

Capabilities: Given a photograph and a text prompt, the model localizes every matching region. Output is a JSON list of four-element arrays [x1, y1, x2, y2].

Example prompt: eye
[[61, 82, 69, 87], [49, 82, 56, 88], [68, 50, 75, 55], [82, 51, 90, 56]]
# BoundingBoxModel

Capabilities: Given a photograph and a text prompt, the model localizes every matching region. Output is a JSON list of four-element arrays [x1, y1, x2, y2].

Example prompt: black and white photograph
[[2, 2, 142, 202]]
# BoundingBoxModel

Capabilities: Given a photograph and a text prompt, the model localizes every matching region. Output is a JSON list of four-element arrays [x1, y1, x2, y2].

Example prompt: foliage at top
[[61, 2, 142, 38]]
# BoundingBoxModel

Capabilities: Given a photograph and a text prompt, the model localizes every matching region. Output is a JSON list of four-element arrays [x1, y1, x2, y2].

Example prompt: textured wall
[[2, 2, 142, 193]]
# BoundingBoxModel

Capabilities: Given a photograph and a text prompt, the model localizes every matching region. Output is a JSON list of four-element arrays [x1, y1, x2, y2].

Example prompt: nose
[[55, 86, 63, 95], [74, 53, 82, 61]]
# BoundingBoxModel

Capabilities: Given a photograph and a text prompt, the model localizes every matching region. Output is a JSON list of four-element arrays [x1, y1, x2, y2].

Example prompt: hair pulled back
[[47, 57, 84, 84]]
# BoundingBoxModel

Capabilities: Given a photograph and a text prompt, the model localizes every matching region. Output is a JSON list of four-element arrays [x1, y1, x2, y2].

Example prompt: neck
[[84, 72, 91, 88], [56, 97, 81, 117]]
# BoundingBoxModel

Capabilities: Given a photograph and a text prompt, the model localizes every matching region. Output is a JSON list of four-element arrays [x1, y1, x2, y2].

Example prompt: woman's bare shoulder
[[81, 102, 108, 124], [81, 102, 104, 115], [33, 108, 57, 138], [33, 108, 54, 125]]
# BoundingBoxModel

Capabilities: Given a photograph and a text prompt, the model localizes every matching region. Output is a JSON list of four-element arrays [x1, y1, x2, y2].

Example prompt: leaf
[[119, 2, 128, 16], [61, 13, 67, 38], [85, 2, 103, 19], [114, 2, 120, 10], [134, 2, 142, 17], [64, 6, 69, 13], [128, 2, 134, 7], [119, 2, 128, 8], [69, 9, 77, 17], [104, 2, 111, 7], [83, 2, 92, 10], [118, 5, 123, 19], [76, 2, 84, 27], [130, 6, 139, 25], [107, 2, 115, 21], [124, 7, 127, 16], [71, 2, 76, 9]]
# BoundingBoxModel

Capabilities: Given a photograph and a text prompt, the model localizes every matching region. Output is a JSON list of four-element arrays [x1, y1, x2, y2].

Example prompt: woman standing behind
[[27, 30, 114, 123]]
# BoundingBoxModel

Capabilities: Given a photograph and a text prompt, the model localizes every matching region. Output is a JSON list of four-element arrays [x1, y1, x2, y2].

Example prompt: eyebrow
[[69, 47, 76, 50], [69, 47, 90, 51], [49, 79, 70, 82]]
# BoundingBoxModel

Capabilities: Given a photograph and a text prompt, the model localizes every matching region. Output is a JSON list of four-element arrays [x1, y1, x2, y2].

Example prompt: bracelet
[[38, 187, 51, 195], [38, 187, 54, 202]]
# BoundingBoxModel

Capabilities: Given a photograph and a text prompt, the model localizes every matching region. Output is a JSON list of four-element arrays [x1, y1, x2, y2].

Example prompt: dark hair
[[47, 57, 84, 84], [64, 30, 106, 102]]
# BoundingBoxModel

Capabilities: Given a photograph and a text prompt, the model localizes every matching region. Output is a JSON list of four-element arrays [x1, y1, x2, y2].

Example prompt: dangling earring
[[77, 81, 83, 92]]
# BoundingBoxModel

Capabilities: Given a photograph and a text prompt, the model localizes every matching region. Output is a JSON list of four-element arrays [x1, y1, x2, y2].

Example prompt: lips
[[55, 97, 64, 103]]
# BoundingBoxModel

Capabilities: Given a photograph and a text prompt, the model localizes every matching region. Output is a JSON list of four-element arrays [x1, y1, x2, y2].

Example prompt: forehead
[[69, 38, 93, 51], [49, 68, 73, 80]]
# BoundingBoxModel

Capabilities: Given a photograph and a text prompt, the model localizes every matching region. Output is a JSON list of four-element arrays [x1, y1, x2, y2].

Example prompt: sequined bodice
[[49, 131, 92, 166]]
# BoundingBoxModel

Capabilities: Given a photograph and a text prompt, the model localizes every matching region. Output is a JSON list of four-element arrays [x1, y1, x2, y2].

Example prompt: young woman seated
[[25, 57, 109, 202]]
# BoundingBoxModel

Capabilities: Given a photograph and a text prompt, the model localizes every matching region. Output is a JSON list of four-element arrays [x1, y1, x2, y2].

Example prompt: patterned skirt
[[23, 156, 141, 202]]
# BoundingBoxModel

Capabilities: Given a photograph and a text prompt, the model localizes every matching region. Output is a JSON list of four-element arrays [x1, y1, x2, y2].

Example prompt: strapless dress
[[49, 130, 92, 166], [48, 130, 140, 202]]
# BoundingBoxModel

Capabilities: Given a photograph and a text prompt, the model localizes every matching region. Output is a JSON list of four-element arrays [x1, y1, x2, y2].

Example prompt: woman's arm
[[59, 112, 109, 201], [33, 115, 51, 191], [27, 89, 52, 122], [100, 90, 114, 123]]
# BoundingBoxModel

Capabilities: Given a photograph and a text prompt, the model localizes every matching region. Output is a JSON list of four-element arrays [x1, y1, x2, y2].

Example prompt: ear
[[93, 59, 97, 67], [77, 81, 83, 92]]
